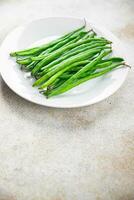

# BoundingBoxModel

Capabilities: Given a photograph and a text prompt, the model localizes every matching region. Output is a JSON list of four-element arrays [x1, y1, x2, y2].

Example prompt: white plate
[[0, 17, 129, 108]]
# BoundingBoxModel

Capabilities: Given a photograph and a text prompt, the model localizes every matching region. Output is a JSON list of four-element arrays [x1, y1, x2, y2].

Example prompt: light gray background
[[0, 0, 134, 200]]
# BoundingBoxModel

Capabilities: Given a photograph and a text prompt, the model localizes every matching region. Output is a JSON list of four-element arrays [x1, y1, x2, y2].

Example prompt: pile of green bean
[[10, 25, 125, 98]]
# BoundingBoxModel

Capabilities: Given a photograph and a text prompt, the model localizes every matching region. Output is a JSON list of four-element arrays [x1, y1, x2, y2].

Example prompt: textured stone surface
[[0, 0, 134, 200]]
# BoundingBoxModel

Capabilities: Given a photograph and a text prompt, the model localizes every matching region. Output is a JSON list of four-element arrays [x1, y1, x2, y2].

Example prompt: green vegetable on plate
[[10, 24, 127, 98]]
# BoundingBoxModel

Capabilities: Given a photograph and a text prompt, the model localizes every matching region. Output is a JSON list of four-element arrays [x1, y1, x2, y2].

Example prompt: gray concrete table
[[0, 0, 134, 200]]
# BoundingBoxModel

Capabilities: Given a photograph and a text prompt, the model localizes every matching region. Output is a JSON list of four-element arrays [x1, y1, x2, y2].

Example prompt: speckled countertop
[[0, 0, 134, 200]]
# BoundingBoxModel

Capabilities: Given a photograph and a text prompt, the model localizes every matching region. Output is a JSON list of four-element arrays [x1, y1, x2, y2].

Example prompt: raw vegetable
[[10, 24, 127, 98]]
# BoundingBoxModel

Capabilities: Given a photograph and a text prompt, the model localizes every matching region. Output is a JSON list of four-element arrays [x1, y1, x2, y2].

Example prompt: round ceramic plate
[[0, 17, 129, 108]]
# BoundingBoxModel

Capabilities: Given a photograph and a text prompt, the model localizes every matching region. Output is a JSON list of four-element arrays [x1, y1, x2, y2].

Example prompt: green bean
[[107, 57, 124, 62], [16, 57, 32, 65], [52, 79, 65, 89], [31, 38, 108, 75], [37, 60, 87, 79], [59, 61, 113, 80], [38, 43, 109, 77], [32, 48, 103, 87], [54, 51, 112, 83], [59, 70, 92, 80], [48, 60, 114, 88], [31, 31, 91, 62], [17, 30, 91, 68], [94, 61, 113, 69], [63, 40, 108, 57], [58, 73, 72, 79], [16, 33, 84, 65], [32, 40, 108, 65], [48, 78, 61, 89], [44, 31, 90, 55], [35, 48, 108, 88], [10, 25, 86, 57], [47, 61, 122, 98], [38, 57, 92, 79], [42, 32, 87, 54], [81, 31, 96, 39], [38, 61, 91, 88], [44, 50, 111, 90], [26, 61, 39, 71]]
